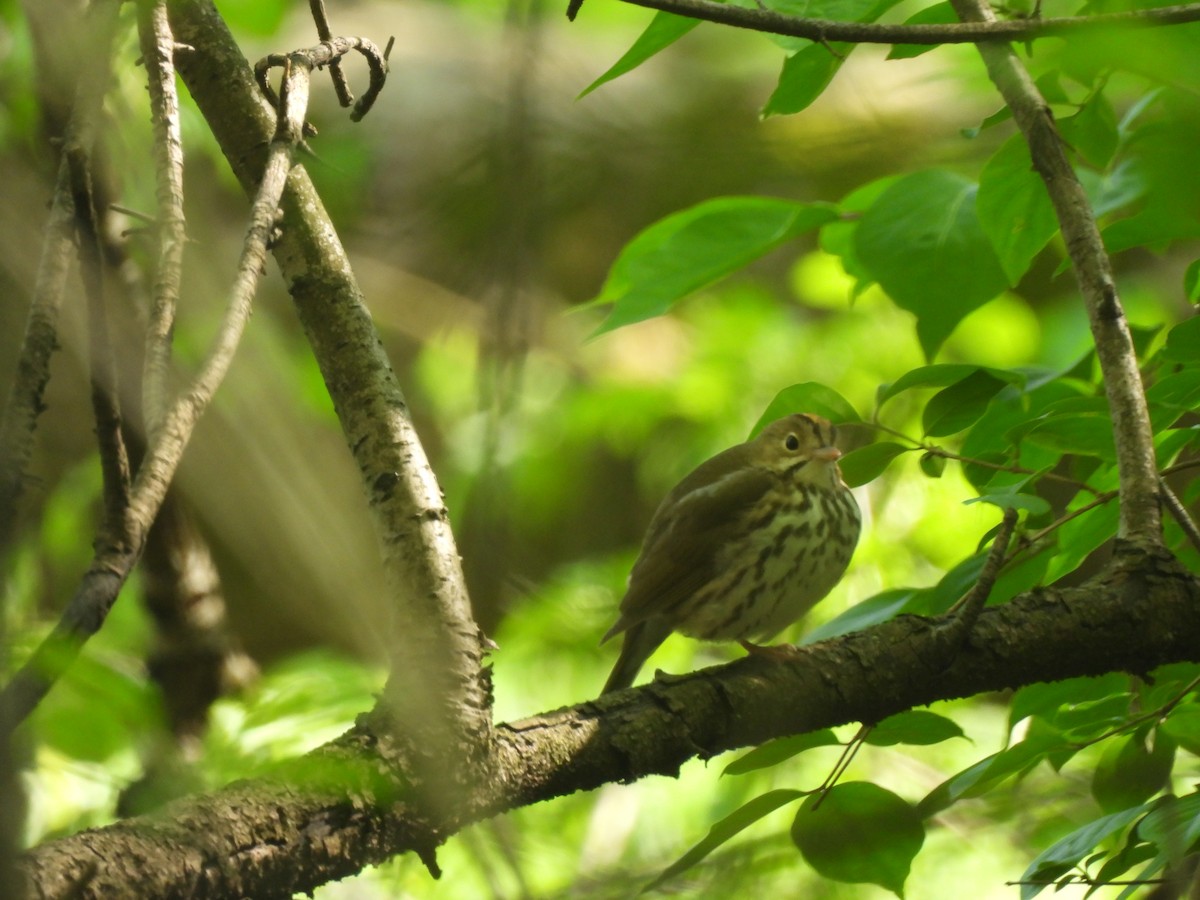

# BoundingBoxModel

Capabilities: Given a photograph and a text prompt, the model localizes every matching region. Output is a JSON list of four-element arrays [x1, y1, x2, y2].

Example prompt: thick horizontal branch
[[20, 546, 1200, 898], [616, 0, 1200, 45]]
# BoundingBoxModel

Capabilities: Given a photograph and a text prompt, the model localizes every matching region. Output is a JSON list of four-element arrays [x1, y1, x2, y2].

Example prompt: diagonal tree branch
[[610, 0, 1200, 45], [136, 0, 187, 439], [18, 547, 1200, 898], [65, 121, 133, 536], [0, 20, 301, 734], [946, 0, 1162, 546], [167, 0, 493, 769], [0, 0, 123, 555]]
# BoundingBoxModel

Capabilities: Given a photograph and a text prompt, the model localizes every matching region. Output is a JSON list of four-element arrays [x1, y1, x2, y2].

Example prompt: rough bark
[[20, 547, 1200, 898]]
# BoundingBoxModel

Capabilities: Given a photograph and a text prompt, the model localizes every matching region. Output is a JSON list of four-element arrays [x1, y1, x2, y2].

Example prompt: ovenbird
[[601, 413, 860, 694]]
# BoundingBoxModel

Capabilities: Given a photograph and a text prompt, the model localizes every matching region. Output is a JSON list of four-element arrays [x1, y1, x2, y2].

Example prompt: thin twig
[[1160, 477, 1200, 554], [1068, 673, 1200, 751], [868, 421, 1099, 494], [255, 36, 388, 125], [1020, 489, 1118, 548], [0, 19, 310, 734], [137, 0, 187, 438], [614, 0, 1200, 45], [0, 1, 124, 553], [308, 0, 353, 107], [949, 507, 1018, 633], [65, 131, 132, 536], [947, 0, 1161, 545]]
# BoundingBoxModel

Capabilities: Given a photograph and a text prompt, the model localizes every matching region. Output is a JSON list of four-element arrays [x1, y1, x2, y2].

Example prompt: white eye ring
[[785, 434, 800, 452]]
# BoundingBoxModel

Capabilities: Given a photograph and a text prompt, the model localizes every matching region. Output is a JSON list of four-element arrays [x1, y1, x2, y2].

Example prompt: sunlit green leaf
[[1009, 675, 1132, 733], [838, 441, 909, 488], [803, 589, 919, 643], [1185, 260, 1200, 303], [590, 197, 838, 335], [752, 382, 862, 434], [919, 451, 946, 478], [923, 369, 1010, 436], [645, 790, 805, 892], [1041, 499, 1119, 584], [821, 177, 897, 293], [866, 710, 966, 746], [977, 135, 1058, 285], [579, 12, 700, 98], [855, 170, 1008, 358], [1059, 90, 1119, 169], [763, 42, 852, 117], [1024, 414, 1116, 462], [879, 364, 1024, 405], [792, 782, 924, 897], [1147, 369, 1200, 429], [966, 490, 1050, 516], [724, 731, 841, 775], [1164, 315, 1200, 362], [1160, 706, 1200, 755]]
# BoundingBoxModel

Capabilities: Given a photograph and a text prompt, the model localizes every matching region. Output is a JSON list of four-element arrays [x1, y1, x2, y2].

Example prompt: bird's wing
[[608, 465, 774, 635]]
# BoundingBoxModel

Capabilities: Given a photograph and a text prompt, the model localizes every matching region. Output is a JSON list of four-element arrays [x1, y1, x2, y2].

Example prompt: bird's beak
[[813, 446, 842, 462]]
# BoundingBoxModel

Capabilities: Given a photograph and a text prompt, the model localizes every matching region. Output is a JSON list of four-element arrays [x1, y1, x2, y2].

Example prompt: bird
[[600, 413, 861, 694]]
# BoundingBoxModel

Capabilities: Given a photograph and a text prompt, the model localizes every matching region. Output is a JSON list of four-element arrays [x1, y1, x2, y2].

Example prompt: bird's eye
[[785, 434, 800, 452]]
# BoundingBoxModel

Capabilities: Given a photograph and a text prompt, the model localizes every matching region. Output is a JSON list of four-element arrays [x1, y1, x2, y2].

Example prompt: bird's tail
[[601, 621, 669, 694]]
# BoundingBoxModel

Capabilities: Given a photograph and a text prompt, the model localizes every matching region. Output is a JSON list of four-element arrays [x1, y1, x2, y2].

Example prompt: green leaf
[[923, 369, 1010, 436], [920, 730, 1070, 816], [1042, 500, 1119, 583], [1164, 315, 1200, 362], [821, 176, 898, 293], [918, 452, 946, 478], [1185, 261, 1200, 303], [879, 363, 1024, 405], [1160, 706, 1200, 756], [724, 731, 841, 775], [966, 490, 1050, 516], [866, 710, 966, 747], [645, 790, 805, 892], [807, 555, 984, 644], [838, 441, 909, 488], [763, 42, 851, 117], [752, 382, 862, 435], [1092, 728, 1175, 814], [1147, 368, 1200, 424], [1052, 697, 1133, 744], [855, 170, 1009, 359], [1137, 791, 1200, 853], [1059, 90, 1119, 169], [1024, 414, 1116, 462], [977, 135, 1059, 285], [1019, 804, 1151, 899], [803, 588, 920, 643], [1009, 675, 1132, 733], [578, 12, 700, 98], [590, 198, 838, 335], [887, 2, 956, 60], [792, 782, 924, 897]]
